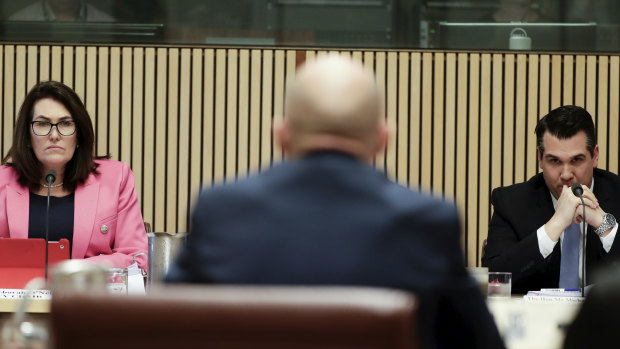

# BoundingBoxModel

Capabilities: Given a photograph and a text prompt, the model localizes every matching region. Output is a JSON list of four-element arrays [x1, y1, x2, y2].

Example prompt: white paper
[[127, 262, 146, 295]]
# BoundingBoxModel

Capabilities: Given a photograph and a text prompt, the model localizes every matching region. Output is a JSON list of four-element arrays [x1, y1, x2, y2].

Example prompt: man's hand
[[574, 186, 611, 236], [545, 185, 598, 241]]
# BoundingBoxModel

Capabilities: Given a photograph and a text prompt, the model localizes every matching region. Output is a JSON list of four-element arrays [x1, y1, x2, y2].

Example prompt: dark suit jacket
[[482, 168, 620, 294], [166, 151, 504, 349]]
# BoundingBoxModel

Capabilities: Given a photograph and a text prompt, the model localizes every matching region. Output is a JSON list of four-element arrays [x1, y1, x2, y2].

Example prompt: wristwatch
[[595, 213, 617, 236]]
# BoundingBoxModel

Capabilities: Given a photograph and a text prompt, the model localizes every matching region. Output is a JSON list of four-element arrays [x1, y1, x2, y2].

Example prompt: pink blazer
[[0, 159, 148, 270]]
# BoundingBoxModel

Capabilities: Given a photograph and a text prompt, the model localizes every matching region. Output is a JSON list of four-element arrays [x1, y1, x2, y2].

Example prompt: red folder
[[0, 238, 70, 289]]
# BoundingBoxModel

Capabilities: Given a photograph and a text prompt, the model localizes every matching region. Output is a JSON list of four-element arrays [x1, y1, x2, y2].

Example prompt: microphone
[[571, 182, 583, 197], [45, 170, 56, 185], [571, 182, 586, 297], [44, 169, 56, 288]]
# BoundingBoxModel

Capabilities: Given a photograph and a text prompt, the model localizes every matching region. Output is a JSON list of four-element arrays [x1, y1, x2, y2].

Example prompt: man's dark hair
[[535, 105, 596, 156], [1, 80, 109, 192]]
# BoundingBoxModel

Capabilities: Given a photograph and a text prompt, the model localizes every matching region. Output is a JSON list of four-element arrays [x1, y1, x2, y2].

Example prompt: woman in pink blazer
[[0, 81, 147, 271]]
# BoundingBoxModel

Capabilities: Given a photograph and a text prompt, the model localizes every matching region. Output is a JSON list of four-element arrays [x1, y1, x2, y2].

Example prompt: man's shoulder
[[594, 168, 620, 184], [490, 173, 547, 209]]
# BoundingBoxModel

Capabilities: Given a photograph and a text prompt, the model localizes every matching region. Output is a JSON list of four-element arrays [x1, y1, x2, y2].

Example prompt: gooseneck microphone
[[44, 169, 56, 288], [571, 182, 584, 197], [571, 182, 586, 297]]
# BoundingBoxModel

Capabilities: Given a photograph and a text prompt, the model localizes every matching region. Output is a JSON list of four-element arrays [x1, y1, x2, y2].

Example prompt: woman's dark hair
[[1, 81, 109, 192]]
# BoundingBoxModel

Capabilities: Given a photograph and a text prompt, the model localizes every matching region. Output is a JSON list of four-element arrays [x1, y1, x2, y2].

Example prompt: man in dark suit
[[166, 55, 504, 349], [483, 106, 620, 294]]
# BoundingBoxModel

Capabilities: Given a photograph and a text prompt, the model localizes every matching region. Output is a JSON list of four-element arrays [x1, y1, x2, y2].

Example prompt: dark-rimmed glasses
[[31, 120, 76, 136]]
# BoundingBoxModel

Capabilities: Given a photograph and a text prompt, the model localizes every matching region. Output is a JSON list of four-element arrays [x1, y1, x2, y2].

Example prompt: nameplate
[[0, 289, 51, 300]]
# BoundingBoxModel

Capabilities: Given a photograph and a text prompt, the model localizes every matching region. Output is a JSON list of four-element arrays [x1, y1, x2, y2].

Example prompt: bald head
[[278, 55, 386, 161]]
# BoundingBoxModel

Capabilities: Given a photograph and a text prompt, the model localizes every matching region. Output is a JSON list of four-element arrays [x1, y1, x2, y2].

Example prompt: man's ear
[[275, 120, 290, 154], [592, 144, 599, 168], [374, 121, 389, 155], [537, 147, 543, 165]]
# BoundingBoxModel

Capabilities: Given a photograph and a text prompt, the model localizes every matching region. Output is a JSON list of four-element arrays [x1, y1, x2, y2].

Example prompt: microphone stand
[[44, 170, 56, 289], [578, 197, 586, 298], [571, 183, 586, 298], [45, 184, 51, 288]]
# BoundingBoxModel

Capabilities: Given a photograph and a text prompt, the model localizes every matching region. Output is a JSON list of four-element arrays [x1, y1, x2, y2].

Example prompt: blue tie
[[559, 222, 580, 288]]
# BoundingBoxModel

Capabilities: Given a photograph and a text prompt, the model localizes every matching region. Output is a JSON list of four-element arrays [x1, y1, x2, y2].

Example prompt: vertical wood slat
[[1, 45, 9, 158], [409, 52, 421, 189], [491, 54, 503, 193], [433, 53, 445, 195], [550, 55, 562, 109], [165, 48, 179, 233], [466, 53, 480, 267], [189, 48, 204, 224], [15, 46, 26, 121], [455, 52, 468, 252], [85, 46, 97, 143], [478, 54, 491, 261], [374, 51, 386, 174], [62, 46, 73, 88], [27, 46, 38, 93], [178, 48, 191, 232], [386, 52, 398, 182], [272, 50, 286, 163], [526, 54, 539, 179], [397, 52, 409, 186], [142, 47, 156, 230], [51, 46, 62, 82], [202, 49, 215, 187], [97, 47, 109, 156], [586, 56, 597, 114], [575, 55, 586, 106], [285, 49, 297, 164], [39, 46, 50, 81], [444, 53, 457, 199], [420, 52, 433, 191], [598, 56, 609, 169], [2, 44, 619, 265], [131, 47, 144, 211], [514, 54, 527, 184], [109, 47, 121, 159], [563, 55, 574, 105], [503, 54, 515, 186], [249, 49, 261, 174], [154, 47, 167, 230], [226, 49, 238, 182], [261, 50, 274, 171], [120, 47, 133, 166], [237, 50, 250, 178], [539, 55, 550, 129], [213, 49, 226, 184], [74, 46, 86, 101]]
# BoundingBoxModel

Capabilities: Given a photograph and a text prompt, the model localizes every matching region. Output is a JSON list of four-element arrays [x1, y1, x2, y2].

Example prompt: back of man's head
[[535, 105, 596, 156], [278, 54, 386, 161]]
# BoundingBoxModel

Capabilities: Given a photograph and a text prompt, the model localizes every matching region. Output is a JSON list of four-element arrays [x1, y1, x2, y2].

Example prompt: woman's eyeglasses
[[31, 120, 76, 136]]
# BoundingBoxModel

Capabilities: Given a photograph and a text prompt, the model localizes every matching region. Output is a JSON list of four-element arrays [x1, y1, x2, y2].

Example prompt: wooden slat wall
[[1, 45, 619, 267]]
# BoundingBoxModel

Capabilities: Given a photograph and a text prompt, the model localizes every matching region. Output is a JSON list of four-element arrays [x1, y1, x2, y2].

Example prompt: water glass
[[488, 272, 512, 297]]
